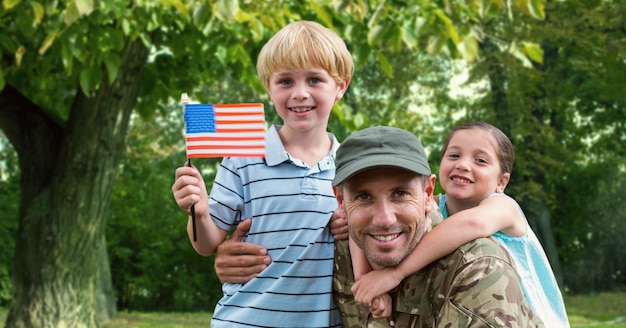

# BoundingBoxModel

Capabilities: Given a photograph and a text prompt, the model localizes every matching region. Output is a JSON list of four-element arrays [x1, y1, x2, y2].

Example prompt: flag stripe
[[187, 151, 265, 158], [187, 144, 265, 149], [186, 133, 265, 139], [184, 103, 266, 158]]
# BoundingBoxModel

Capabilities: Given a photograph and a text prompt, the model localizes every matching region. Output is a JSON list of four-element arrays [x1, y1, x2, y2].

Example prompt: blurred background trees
[[0, 0, 624, 326]]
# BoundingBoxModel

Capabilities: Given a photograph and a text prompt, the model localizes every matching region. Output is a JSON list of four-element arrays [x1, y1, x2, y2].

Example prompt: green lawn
[[1, 292, 625, 327], [565, 292, 626, 327], [102, 311, 212, 328]]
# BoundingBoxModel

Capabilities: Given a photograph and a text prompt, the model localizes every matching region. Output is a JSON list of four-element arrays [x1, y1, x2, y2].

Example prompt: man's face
[[335, 167, 435, 269]]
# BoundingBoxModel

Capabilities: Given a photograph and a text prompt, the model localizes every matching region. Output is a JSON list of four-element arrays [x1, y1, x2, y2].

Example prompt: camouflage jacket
[[333, 217, 544, 328]]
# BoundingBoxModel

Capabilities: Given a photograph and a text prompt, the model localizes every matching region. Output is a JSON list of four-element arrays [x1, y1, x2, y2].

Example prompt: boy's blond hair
[[257, 21, 354, 90]]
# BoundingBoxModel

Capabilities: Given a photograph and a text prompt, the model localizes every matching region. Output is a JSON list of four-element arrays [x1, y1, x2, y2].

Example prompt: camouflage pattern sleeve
[[333, 240, 368, 327], [431, 237, 545, 328]]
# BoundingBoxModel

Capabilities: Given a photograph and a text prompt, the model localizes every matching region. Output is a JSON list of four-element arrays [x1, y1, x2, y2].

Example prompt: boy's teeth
[[292, 107, 312, 112]]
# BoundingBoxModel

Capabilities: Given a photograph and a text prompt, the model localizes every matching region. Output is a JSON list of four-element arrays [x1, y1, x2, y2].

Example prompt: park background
[[0, 0, 624, 327]]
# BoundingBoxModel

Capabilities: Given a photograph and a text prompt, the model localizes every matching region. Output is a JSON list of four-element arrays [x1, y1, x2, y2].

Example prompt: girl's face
[[268, 67, 348, 134], [439, 128, 510, 206]]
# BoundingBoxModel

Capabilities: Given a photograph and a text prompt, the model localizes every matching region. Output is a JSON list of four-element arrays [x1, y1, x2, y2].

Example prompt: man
[[331, 126, 543, 327]]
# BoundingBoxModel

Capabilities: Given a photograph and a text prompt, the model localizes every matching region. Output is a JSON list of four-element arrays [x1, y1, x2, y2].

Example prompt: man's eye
[[395, 190, 409, 197], [355, 193, 370, 201]]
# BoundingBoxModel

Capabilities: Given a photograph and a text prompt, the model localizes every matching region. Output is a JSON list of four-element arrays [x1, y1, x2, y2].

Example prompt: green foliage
[[0, 0, 545, 119], [556, 159, 626, 293]]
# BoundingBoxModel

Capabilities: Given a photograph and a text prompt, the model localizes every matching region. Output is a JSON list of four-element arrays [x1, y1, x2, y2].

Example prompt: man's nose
[[371, 200, 397, 228]]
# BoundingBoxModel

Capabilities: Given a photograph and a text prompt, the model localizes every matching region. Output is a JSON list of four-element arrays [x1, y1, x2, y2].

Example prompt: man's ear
[[333, 186, 343, 206], [496, 173, 511, 193], [333, 186, 348, 218], [424, 174, 437, 214]]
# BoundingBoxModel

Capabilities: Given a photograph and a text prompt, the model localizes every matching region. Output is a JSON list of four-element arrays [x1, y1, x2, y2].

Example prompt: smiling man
[[331, 126, 543, 327]]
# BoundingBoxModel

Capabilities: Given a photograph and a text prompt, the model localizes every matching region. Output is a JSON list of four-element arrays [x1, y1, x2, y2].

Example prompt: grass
[[101, 311, 212, 328], [1, 292, 625, 327], [565, 292, 626, 327]]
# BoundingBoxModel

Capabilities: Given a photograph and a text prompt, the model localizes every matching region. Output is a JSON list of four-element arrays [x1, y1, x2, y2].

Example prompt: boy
[[171, 21, 352, 327]]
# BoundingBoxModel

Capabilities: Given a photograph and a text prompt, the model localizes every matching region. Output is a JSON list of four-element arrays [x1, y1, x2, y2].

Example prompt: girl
[[349, 121, 569, 327]]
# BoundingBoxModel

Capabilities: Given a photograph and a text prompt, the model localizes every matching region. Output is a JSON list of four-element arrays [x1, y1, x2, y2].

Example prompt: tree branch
[[0, 84, 64, 202]]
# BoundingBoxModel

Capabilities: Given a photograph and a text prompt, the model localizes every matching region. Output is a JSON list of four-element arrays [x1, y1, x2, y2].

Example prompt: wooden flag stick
[[182, 93, 197, 242]]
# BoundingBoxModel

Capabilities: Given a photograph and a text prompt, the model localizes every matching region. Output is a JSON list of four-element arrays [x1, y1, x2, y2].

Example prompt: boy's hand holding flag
[[181, 93, 266, 241]]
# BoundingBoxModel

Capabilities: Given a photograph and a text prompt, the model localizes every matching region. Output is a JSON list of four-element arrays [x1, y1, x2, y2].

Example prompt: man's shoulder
[[456, 235, 513, 262], [423, 237, 543, 327], [420, 236, 517, 299], [333, 240, 352, 276]]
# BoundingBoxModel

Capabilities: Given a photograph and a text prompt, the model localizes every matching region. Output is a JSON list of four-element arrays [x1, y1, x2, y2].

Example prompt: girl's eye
[[476, 158, 488, 164], [447, 153, 460, 159]]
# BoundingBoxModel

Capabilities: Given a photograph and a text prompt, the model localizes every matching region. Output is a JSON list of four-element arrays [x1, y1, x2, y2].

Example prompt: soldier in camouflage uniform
[[331, 126, 543, 328]]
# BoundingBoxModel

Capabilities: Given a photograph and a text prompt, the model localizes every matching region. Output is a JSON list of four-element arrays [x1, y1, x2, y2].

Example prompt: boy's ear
[[335, 77, 350, 101], [496, 173, 511, 193]]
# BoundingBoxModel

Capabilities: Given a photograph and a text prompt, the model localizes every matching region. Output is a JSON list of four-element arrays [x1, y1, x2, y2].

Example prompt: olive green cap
[[333, 126, 431, 186]]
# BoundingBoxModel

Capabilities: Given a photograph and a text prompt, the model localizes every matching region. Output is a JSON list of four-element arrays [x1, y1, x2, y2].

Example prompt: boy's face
[[268, 67, 348, 133], [439, 128, 510, 205]]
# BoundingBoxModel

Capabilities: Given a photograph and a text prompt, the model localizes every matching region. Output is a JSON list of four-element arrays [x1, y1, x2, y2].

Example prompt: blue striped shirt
[[209, 125, 343, 328]]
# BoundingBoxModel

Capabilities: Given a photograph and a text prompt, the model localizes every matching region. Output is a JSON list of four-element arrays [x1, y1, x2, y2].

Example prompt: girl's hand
[[351, 267, 403, 307], [370, 293, 392, 319], [328, 208, 348, 240]]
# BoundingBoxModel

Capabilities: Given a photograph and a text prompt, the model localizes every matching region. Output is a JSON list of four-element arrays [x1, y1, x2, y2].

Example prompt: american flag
[[184, 102, 266, 158]]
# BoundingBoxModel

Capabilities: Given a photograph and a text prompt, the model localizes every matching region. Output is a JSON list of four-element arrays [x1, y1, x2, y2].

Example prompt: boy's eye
[[308, 77, 321, 84], [278, 79, 293, 86]]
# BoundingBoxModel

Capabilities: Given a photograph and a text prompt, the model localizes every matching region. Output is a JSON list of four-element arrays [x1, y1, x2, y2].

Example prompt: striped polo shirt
[[209, 125, 343, 328]]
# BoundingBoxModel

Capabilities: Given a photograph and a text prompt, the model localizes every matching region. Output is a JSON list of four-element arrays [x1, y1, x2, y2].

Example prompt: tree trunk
[[96, 234, 117, 324], [2, 39, 148, 328]]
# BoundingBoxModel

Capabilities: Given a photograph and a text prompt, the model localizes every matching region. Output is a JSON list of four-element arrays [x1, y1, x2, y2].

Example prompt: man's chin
[[367, 252, 403, 268]]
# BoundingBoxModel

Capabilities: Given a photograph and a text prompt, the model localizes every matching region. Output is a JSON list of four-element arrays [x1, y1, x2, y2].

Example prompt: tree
[[0, 0, 544, 326]]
